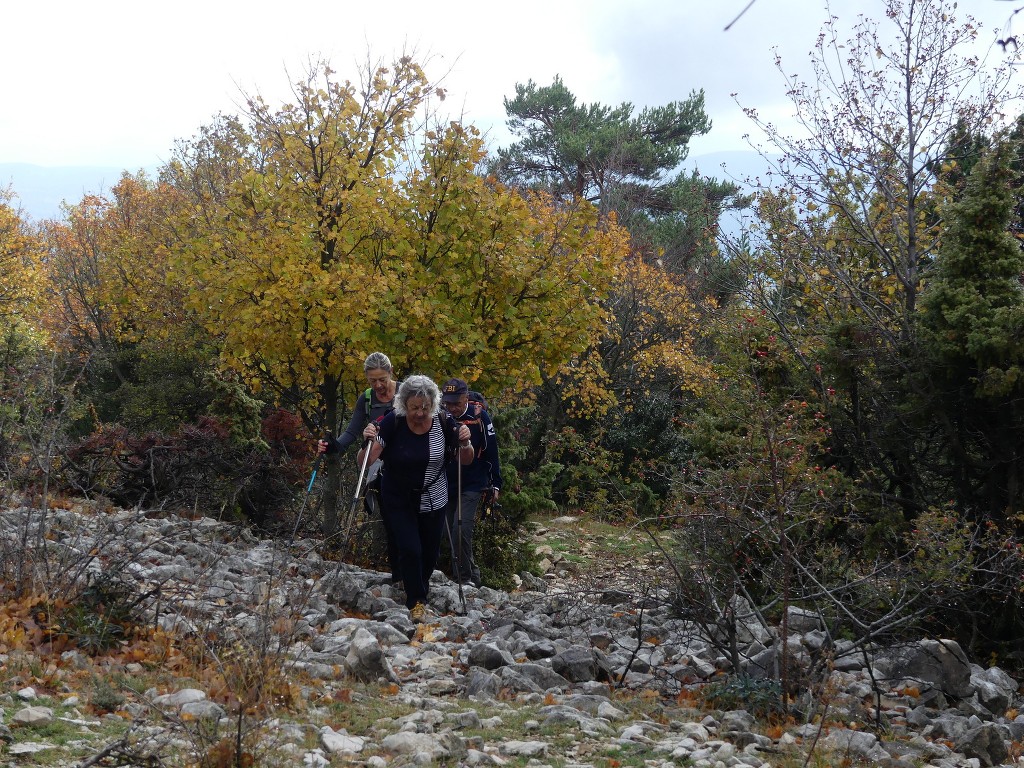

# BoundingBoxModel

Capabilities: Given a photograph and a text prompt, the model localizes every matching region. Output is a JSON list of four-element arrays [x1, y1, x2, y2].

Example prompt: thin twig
[[75, 732, 134, 768], [725, 0, 758, 31]]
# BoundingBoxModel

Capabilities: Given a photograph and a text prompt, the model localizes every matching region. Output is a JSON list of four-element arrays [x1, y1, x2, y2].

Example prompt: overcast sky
[[1, 0, 1017, 170]]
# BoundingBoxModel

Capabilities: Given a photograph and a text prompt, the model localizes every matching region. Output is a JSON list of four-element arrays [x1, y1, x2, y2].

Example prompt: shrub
[[546, 425, 655, 521], [69, 344, 224, 439], [469, 406, 560, 587], [89, 676, 127, 713], [473, 466, 546, 590], [699, 675, 784, 719], [60, 415, 303, 526], [46, 571, 146, 654]]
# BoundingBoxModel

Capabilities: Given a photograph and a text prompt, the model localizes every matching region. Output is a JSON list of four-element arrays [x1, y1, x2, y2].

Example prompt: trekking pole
[[337, 437, 374, 567], [456, 448, 467, 613], [457, 453, 463, 572], [289, 452, 323, 545], [443, 509, 465, 615]]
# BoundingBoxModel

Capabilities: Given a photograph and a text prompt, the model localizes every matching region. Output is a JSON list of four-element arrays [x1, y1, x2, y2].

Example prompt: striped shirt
[[377, 413, 450, 513]]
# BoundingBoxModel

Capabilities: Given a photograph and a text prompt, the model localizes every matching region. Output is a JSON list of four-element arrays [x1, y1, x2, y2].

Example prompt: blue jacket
[[445, 403, 502, 494]]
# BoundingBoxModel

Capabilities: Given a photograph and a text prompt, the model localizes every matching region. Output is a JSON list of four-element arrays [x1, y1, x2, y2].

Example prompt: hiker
[[318, 352, 399, 579], [357, 375, 473, 622], [441, 378, 503, 588], [320, 351, 397, 453]]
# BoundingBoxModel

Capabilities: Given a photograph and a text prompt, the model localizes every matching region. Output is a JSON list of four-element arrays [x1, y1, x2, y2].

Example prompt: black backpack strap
[[457, 404, 486, 458], [440, 412, 460, 462]]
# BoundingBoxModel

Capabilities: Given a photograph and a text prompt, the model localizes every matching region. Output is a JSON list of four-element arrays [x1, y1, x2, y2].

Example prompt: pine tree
[[919, 138, 1024, 520]]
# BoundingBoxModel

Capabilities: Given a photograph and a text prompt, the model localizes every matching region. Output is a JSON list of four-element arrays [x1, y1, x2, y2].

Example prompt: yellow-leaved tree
[[164, 58, 628, 533], [0, 189, 41, 327], [37, 173, 194, 355]]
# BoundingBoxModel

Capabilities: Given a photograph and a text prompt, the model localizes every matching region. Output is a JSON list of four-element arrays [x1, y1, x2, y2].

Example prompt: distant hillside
[[0, 163, 149, 222]]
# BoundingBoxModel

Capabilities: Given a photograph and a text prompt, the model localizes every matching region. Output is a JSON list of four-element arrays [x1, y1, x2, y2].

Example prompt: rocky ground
[[1, 501, 1023, 767]]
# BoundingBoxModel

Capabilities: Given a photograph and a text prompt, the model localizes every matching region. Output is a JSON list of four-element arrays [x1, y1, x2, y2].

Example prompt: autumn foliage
[[164, 61, 627, 433], [5, 11, 1024, 679]]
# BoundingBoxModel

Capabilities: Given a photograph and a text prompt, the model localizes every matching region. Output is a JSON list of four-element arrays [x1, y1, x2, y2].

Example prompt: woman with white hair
[[358, 374, 473, 621]]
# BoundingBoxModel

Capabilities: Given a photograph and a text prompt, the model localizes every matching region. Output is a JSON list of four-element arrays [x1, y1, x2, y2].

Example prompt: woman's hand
[[317, 439, 329, 455], [363, 423, 379, 441]]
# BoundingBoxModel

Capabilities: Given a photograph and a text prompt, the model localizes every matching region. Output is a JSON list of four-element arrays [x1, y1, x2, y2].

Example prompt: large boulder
[[467, 641, 515, 670], [956, 723, 1010, 767], [551, 645, 610, 683], [820, 729, 890, 762], [344, 627, 398, 683], [785, 606, 823, 634], [874, 639, 973, 698], [970, 665, 1019, 717], [731, 596, 773, 646], [464, 668, 500, 699]]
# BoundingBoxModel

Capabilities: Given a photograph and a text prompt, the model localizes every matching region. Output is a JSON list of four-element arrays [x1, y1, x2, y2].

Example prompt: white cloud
[[0, 0, 1017, 167]]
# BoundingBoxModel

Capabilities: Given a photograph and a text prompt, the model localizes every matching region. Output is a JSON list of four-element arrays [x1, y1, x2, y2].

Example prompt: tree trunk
[[322, 456, 341, 535], [321, 373, 342, 535]]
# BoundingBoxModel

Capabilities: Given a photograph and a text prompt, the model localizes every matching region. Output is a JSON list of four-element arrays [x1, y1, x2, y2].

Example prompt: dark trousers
[[380, 499, 445, 609], [445, 490, 482, 587]]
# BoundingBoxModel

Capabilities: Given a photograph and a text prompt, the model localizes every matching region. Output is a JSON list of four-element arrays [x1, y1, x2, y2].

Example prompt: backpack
[[468, 390, 488, 413], [364, 387, 390, 420]]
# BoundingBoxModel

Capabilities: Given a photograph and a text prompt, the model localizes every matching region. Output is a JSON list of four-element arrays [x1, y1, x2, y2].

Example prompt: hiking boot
[[410, 602, 427, 623]]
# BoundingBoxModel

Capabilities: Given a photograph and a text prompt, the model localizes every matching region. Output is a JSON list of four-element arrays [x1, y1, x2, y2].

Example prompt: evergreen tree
[[740, 0, 1021, 521], [496, 75, 710, 207], [492, 78, 728, 515], [919, 138, 1024, 520], [494, 75, 746, 277]]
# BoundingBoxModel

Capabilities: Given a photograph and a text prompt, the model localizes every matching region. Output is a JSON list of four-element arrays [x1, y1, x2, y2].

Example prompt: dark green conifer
[[919, 137, 1024, 518]]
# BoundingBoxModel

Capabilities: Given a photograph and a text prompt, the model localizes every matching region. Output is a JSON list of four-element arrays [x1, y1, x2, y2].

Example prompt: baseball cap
[[441, 378, 469, 402]]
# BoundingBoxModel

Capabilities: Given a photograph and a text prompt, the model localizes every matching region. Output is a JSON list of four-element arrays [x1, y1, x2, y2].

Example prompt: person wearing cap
[[441, 377, 503, 588]]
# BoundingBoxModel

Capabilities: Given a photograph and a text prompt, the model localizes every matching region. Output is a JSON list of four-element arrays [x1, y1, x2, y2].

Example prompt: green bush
[[699, 675, 784, 719], [546, 425, 656, 521], [474, 461, 554, 589], [0, 320, 84, 493], [61, 412, 304, 526], [89, 677, 127, 713], [472, 406, 559, 588]]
